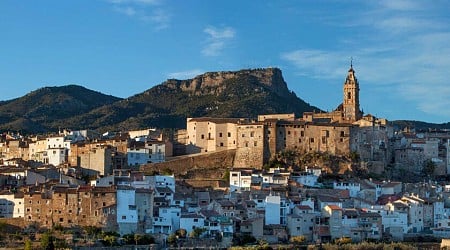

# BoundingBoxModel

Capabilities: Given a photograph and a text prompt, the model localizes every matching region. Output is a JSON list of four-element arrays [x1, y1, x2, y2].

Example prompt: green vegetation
[[122, 233, 155, 245], [0, 85, 121, 133], [40, 231, 55, 250], [0, 68, 318, 133], [290, 235, 306, 245], [422, 159, 436, 176], [24, 239, 32, 250], [189, 227, 207, 239]]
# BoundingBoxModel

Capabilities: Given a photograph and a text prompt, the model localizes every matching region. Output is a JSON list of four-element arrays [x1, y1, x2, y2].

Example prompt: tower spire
[[350, 57, 353, 68]]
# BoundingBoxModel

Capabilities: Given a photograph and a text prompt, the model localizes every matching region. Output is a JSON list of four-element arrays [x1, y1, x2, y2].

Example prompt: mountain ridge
[[0, 68, 448, 134]]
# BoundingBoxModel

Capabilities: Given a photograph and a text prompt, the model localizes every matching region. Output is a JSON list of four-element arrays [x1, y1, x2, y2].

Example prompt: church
[[302, 63, 363, 124]]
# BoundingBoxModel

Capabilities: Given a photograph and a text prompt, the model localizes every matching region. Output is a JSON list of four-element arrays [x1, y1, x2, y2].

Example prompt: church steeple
[[342, 60, 362, 122]]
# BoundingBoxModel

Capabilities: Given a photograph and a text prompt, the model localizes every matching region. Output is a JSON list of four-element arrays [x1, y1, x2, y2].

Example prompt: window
[[122, 215, 126, 219], [310, 138, 314, 143], [250, 132, 254, 137], [194, 219, 198, 222], [228, 132, 231, 137], [201, 134, 204, 139], [254, 141, 257, 147], [219, 132, 222, 137], [220, 142, 224, 147]]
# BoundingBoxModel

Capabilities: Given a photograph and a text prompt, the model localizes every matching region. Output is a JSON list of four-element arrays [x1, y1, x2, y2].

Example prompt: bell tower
[[342, 61, 362, 122]]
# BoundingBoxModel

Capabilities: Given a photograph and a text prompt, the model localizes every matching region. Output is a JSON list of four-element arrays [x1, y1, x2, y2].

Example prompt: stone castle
[[183, 65, 392, 169]]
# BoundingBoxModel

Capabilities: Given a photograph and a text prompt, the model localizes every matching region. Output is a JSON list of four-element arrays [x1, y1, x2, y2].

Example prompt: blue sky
[[1, 0, 450, 123]]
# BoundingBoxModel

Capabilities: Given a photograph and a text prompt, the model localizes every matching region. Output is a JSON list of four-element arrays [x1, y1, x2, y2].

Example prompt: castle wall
[[272, 122, 353, 156], [234, 123, 265, 168]]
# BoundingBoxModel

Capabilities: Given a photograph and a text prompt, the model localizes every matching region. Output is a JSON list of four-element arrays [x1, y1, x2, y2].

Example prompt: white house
[[333, 181, 361, 198], [117, 186, 138, 235], [305, 166, 322, 177], [145, 175, 176, 192], [146, 140, 168, 163], [264, 195, 289, 225], [341, 209, 359, 238], [180, 213, 206, 234], [287, 205, 317, 241], [291, 172, 319, 187], [261, 172, 289, 186], [127, 140, 168, 166], [0, 191, 24, 218], [152, 206, 181, 234], [229, 169, 252, 192], [434, 199, 445, 228], [46, 136, 70, 166], [390, 195, 424, 233]]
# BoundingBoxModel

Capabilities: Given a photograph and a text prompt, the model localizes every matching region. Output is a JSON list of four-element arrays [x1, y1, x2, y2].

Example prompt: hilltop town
[[1, 66, 450, 249]]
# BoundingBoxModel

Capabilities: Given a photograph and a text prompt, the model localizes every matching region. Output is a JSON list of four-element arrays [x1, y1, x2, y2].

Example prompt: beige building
[[5, 140, 29, 161], [24, 185, 117, 230], [28, 137, 48, 163], [79, 145, 113, 176], [186, 117, 247, 154]]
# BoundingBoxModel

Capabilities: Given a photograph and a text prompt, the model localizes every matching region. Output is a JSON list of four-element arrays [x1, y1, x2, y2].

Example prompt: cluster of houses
[[0, 128, 172, 178], [2, 159, 450, 246]]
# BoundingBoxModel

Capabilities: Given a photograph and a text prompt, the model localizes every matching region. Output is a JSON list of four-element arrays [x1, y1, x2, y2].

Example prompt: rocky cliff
[[165, 68, 290, 98], [0, 68, 318, 133]]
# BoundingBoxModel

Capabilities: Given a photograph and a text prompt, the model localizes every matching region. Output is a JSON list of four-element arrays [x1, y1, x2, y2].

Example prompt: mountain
[[62, 68, 320, 131], [0, 85, 121, 133], [391, 120, 450, 131], [0, 68, 319, 133]]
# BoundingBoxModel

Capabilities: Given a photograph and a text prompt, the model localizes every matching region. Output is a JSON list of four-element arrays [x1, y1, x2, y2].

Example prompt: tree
[[423, 159, 436, 176], [122, 234, 135, 245], [134, 234, 142, 245], [24, 239, 32, 250], [103, 235, 117, 246], [167, 233, 177, 246], [335, 236, 352, 245], [189, 227, 206, 239], [223, 169, 230, 182], [290, 235, 306, 245], [176, 228, 187, 238], [101, 231, 119, 246], [40, 231, 55, 250], [349, 151, 360, 163]]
